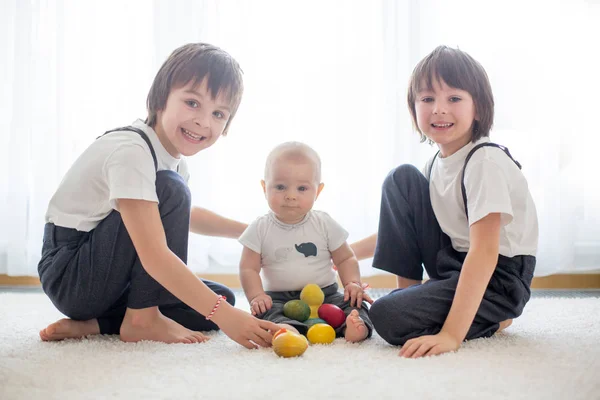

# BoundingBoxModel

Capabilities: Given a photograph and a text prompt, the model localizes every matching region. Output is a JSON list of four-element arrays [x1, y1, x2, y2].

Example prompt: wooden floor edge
[[1, 273, 600, 289]]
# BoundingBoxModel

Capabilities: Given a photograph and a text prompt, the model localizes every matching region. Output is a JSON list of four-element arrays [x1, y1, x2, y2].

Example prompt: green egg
[[283, 300, 311, 322]]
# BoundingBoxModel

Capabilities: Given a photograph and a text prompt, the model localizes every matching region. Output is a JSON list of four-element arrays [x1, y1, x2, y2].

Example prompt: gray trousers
[[260, 283, 374, 338], [38, 170, 235, 334], [370, 164, 536, 345]]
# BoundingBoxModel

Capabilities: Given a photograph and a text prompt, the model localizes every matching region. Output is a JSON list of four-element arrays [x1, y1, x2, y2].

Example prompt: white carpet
[[1, 293, 599, 400]]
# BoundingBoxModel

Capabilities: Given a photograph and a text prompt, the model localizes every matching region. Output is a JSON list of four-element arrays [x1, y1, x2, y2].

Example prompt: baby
[[239, 141, 373, 342]]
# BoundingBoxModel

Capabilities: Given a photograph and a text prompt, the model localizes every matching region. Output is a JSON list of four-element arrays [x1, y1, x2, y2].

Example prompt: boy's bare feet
[[120, 307, 209, 344], [497, 319, 513, 333], [39, 318, 100, 341], [344, 310, 368, 343]]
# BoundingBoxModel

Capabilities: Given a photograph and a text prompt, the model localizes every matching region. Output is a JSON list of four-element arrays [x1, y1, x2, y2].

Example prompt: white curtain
[[1, 0, 598, 278]]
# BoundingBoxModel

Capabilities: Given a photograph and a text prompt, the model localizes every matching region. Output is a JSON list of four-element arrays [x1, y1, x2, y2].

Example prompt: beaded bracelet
[[205, 295, 227, 320]]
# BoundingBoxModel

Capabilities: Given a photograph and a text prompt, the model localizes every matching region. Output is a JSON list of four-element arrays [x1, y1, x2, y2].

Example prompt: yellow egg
[[272, 329, 309, 358], [300, 284, 325, 318], [306, 323, 336, 345]]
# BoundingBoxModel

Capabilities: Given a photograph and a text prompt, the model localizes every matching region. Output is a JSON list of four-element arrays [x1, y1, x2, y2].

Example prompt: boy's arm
[[399, 212, 502, 358], [238, 246, 265, 302], [119, 199, 225, 316], [118, 199, 279, 348], [190, 206, 247, 238], [349, 233, 377, 261], [440, 212, 501, 342]]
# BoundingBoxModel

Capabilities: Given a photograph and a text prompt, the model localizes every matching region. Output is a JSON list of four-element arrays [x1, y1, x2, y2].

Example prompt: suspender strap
[[460, 143, 521, 219], [427, 142, 522, 221], [427, 150, 440, 182], [100, 126, 158, 172]]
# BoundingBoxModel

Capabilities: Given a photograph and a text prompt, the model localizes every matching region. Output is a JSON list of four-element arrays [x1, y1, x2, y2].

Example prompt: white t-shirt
[[45, 119, 190, 232], [427, 137, 538, 257], [239, 210, 349, 292]]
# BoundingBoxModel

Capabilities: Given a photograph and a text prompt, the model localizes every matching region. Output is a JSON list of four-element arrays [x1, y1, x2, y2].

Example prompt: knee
[[369, 298, 393, 343], [224, 288, 236, 307], [155, 171, 191, 210], [383, 164, 422, 191], [369, 295, 412, 346]]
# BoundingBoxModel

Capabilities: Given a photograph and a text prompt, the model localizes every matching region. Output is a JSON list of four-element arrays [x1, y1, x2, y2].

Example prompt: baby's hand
[[343, 282, 374, 308], [250, 293, 273, 315]]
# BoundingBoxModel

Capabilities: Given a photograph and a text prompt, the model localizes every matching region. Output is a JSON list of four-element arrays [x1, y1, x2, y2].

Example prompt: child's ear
[[316, 183, 325, 199], [261, 180, 267, 195]]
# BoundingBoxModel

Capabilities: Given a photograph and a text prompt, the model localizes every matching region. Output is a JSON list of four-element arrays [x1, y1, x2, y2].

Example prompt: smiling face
[[407, 46, 495, 154], [154, 79, 232, 157], [414, 78, 477, 157], [262, 153, 324, 224]]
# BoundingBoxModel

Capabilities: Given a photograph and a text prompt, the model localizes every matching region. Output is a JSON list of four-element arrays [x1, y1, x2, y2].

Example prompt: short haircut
[[264, 142, 322, 183], [146, 43, 244, 136], [407, 45, 494, 143]]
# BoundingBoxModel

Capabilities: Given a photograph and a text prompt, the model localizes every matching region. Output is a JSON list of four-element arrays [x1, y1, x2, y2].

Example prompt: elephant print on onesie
[[295, 242, 317, 257]]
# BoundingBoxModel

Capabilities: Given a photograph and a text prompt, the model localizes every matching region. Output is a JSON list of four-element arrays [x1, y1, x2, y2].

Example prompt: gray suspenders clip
[[427, 143, 522, 220]]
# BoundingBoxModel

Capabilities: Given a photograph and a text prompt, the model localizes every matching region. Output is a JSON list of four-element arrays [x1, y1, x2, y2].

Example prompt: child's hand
[[343, 282, 374, 308], [399, 331, 460, 358], [250, 293, 273, 315], [213, 305, 280, 349]]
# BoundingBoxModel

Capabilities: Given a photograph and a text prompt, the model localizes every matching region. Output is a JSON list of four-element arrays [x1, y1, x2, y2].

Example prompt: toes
[[189, 333, 207, 344], [40, 324, 60, 341], [192, 333, 209, 342], [45, 324, 56, 336]]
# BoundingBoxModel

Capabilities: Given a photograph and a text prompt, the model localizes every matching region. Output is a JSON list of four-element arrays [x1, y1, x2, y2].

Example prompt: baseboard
[[2, 273, 600, 289]]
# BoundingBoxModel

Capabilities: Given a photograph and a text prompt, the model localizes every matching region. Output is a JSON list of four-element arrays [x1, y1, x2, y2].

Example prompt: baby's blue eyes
[[186, 100, 199, 108], [276, 185, 285, 190]]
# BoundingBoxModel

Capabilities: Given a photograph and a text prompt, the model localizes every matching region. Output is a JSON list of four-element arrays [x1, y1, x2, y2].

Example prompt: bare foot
[[344, 310, 369, 343], [39, 318, 100, 341], [120, 307, 210, 344], [497, 319, 513, 333]]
